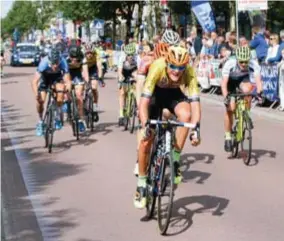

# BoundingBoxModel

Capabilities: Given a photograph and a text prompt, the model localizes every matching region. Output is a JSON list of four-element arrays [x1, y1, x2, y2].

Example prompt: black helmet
[[69, 46, 83, 59], [48, 48, 61, 64]]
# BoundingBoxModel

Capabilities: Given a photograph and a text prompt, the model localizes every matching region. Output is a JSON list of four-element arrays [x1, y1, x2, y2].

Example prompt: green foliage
[[1, 0, 37, 37], [53, 0, 98, 22], [1, 0, 55, 38], [168, 1, 191, 15]]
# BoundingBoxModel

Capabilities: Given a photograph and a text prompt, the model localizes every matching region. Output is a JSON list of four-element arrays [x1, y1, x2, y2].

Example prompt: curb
[[201, 94, 284, 122]]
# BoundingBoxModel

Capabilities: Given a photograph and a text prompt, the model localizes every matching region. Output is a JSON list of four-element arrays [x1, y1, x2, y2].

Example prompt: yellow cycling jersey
[[85, 52, 99, 68], [67, 57, 87, 70], [142, 58, 200, 99]]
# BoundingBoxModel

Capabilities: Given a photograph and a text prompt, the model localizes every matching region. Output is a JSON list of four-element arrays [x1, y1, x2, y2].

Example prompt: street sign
[[238, 0, 268, 11], [94, 19, 105, 30]]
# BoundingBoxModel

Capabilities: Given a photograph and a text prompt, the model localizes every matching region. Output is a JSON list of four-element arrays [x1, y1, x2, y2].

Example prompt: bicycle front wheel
[[71, 92, 79, 140], [157, 154, 174, 235], [241, 113, 252, 165], [45, 108, 54, 153]]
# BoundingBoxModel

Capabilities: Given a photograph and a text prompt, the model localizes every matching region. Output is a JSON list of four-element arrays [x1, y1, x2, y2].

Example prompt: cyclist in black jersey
[[221, 46, 263, 152], [66, 46, 89, 132]]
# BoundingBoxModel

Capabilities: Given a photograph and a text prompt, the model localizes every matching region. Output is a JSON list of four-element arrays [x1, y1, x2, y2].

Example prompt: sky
[[1, 0, 14, 18]]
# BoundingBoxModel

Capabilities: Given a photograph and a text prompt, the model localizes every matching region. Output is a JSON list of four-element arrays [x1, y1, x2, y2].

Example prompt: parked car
[[10, 43, 40, 66]]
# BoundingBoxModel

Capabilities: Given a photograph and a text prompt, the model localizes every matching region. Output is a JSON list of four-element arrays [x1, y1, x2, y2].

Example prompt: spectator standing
[[267, 30, 284, 63], [217, 35, 226, 56], [249, 26, 268, 63], [189, 28, 202, 57], [277, 49, 284, 111], [265, 33, 280, 63], [208, 31, 218, 58], [225, 31, 236, 54]]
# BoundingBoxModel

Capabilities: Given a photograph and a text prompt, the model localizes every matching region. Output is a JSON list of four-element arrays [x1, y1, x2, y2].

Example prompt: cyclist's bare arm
[[96, 60, 103, 79], [190, 101, 201, 126], [254, 73, 263, 93], [82, 64, 89, 82], [139, 97, 151, 127], [118, 67, 124, 81], [31, 72, 41, 96], [63, 73, 72, 91], [221, 76, 229, 97]]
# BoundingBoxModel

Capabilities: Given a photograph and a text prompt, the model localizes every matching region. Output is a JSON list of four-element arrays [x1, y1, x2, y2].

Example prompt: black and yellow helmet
[[235, 46, 251, 62], [124, 43, 136, 55]]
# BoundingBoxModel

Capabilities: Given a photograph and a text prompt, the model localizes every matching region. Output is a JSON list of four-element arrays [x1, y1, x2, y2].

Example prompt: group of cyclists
[[30, 28, 263, 209], [32, 40, 105, 136]]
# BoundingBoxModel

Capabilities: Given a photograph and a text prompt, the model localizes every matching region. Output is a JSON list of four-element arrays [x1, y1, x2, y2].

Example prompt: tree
[[53, 1, 99, 37], [1, 1, 38, 38]]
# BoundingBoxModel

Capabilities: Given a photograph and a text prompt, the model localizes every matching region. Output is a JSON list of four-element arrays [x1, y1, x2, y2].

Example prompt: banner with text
[[191, 0, 216, 33], [260, 63, 279, 102]]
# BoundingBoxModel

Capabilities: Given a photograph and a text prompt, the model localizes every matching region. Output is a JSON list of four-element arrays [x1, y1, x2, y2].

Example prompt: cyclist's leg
[[118, 81, 126, 125], [74, 78, 86, 132], [91, 78, 99, 110], [54, 79, 65, 130], [134, 96, 157, 209], [240, 80, 254, 109], [35, 79, 47, 136], [224, 81, 238, 152]]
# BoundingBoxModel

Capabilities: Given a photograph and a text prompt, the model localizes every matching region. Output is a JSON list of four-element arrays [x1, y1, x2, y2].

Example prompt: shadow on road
[[166, 195, 230, 236], [180, 153, 214, 184], [234, 149, 277, 166], [2, 71, 33, 79], [1, 101, 87, 240], [86, 122, 118, 137]]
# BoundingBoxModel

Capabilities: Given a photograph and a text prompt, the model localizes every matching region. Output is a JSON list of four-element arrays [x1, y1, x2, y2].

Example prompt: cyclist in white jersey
[[221, 46, 263, 152]]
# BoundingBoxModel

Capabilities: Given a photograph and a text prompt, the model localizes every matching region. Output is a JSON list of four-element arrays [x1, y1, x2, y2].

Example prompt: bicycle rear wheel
[[130, 96, 137, 134], [241, 114, 252, 165], [157, 154, 174, 235], [124, 92, 131, 131], [231, 125, 239, 158]]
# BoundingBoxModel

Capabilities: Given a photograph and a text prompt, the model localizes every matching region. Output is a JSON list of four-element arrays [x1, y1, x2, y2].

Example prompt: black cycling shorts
[[149, 86, 190, 119], [228, 76, 250, 93], [38, 72, 64, 91], [89, 65, 98, 80]]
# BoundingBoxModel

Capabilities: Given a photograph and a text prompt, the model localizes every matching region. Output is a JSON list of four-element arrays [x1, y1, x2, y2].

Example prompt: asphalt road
[[1, 66, 284, 241]]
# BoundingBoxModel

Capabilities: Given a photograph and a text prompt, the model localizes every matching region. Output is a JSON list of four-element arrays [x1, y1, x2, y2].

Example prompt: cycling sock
[[119, 109, 124, 118], [173, 148, 181, 164], [225, 132, 232, 140], [137, 176, 147, 188]]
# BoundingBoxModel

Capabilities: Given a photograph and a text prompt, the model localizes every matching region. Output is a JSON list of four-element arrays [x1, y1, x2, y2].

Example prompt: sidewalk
[[201, 93, 284, 122]]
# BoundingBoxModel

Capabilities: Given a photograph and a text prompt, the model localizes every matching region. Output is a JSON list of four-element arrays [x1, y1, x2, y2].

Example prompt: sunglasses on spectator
[[270, 37, 275, 40], [168, 64, 186, 71]]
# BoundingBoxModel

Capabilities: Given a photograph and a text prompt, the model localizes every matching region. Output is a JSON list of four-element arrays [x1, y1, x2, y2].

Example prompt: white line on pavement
[[2, 108, 58, 241]]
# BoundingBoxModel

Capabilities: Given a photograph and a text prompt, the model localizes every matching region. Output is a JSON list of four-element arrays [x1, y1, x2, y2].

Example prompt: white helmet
[[161, 29, 180, 46]]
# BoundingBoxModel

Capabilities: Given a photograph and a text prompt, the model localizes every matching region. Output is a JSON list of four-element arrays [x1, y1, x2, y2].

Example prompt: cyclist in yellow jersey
[[134, 46, 201, 209], [83, 43, 104, 119]]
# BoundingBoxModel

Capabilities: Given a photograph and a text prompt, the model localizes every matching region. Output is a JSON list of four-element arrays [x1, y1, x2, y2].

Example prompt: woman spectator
[[267, 30, 284, 63], [265, 33, 280, 63]]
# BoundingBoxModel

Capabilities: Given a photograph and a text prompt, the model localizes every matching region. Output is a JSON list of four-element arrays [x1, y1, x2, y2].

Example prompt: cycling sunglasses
[[168, 64, 186, 71], [239, 60, 249, 65]]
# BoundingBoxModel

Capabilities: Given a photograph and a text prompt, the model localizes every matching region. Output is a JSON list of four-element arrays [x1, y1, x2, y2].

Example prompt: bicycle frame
[[230, 93, 255, 142]]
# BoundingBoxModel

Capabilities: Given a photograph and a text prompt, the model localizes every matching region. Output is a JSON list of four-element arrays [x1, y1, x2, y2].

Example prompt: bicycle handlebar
[[228, 93, 258, 98], [146, 119, 196, 129]]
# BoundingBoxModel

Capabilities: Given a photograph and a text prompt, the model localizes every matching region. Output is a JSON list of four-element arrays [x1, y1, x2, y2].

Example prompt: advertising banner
[[191, 0, 216, 33], [260, 63, 279, 102]]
